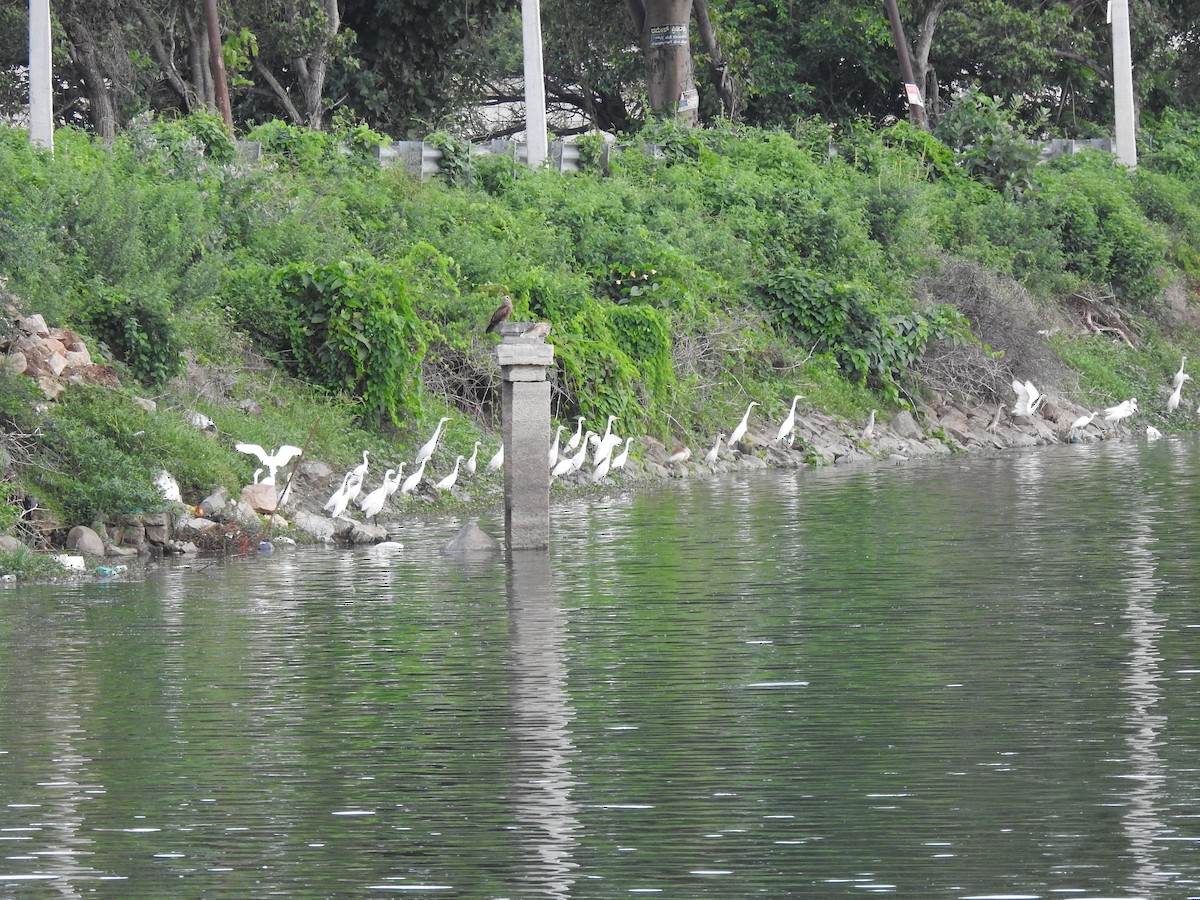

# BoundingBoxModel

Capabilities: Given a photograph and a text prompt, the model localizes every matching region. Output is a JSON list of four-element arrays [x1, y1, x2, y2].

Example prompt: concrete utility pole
[[497, 323, 554, 550], [1110, 0, 1137, 167], [28, 0, 53, 151], [881, 0, 927, 130], [521, 0, 548, 168]]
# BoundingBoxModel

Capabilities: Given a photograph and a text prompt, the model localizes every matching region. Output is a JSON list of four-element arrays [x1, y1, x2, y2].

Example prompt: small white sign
[[905, 83, 925, 108]]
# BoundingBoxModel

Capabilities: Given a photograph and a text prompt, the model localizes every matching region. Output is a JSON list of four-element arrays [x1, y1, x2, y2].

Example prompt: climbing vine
[[274, 257, 427, 426]]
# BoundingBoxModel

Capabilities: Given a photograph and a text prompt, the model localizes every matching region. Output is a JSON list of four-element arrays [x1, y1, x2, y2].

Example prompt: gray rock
[[0, 535, 24, 551], [105, 543, 140, 558], [241, 482, 278, 513], [66, 525, 106, 556], [181, 517, 220, 534], [293, 510, 337, 543], [443, 522, 500, 553], [891, 411, 925, 440], [200, 487, 229, 516]]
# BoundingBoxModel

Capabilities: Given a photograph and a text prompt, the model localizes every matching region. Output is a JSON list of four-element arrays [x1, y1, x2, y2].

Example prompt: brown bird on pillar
[[485, 293, 513, 333]]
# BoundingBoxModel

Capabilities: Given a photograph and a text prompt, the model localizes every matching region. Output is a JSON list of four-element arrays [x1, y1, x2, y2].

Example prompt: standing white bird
[[1103, 398, 1139, 424], [399, 456, 428, 495], [323, 471, 355, 513], [553, 432, 594, 477], [593, 428, 623, 468], [1011, 379, 1043, 417], [704, 433, 725, 465], [486, 443, 504, 472], [611, 436, 634, 469], [386, 462, 406, 495], [564, 416, 586, 452], [860, 409, 877, 441], [328, 471, 362, 519], [549, 425, 567, 470], [1167, 379, 1184, 413], [414, 417, 451, 466], [1146, 425, 1163, 441], [434, 455, 465, 492], [1175, 356, 1189, 389], [234, 442, 304, 485], [465, 441, 482, 477], [594, 415, 618, 454], [359, 469, 398, 519], [1069, 411, 1098, 433], [776, 395, 802, 443], [590, 453, 612, 483], [729, 401, 758, 448]]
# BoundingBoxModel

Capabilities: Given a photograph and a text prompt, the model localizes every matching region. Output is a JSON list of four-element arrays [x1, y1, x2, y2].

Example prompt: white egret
[[1011, 379, 1043, 417], [328, 471, 362, 519], [465, 441, 482, 477], [1168, 380, 1184, 413], [486, 443, 504, 472], [414, 417, 451, 466], [252, 468, 264, 484], [1069, 411, 1098, 432], [564, 416, 586, 452], [553, 432, 594, 477], [359, 469, 398, 519], [704, 434, 725, 465], [1103, 398, 1138, 424], [386, 462, 406, 495], [323, 471, 355, 513], [434, 455, 465, 492], [234, 442, 304, 485], [399, 457, 428, 495], [593, 430, 623, 468], [611, 436, 634, 469], [861, 409, 877, 441], [549, 425, 567, 470], [1175, 356, 1189, 389], [1146, 425, 1163, 441], [591, 453, 611, 483], [776, 395, 802, 443], [666, 446, 692, 465], [729, 401, 758, 448]]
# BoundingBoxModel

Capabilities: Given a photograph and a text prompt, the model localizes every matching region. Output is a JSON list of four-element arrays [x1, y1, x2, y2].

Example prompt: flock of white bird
[[1022, 354, 1191, 442]]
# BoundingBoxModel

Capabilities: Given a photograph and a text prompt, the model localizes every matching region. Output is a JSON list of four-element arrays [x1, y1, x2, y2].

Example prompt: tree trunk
[[62, 6, 118, 139], [637, 0, 697, 123], [201, 0, 234, 128], [912, 0, 947, 122], [129, 0, 195, 113], [692, 0, 739, 120]]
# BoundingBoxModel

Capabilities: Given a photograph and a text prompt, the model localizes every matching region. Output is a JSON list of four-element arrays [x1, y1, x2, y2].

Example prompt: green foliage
[[274, 257, 427, 426], [934, 89, 1046, 197], [0, 546, 69, 581], [605, 303, 674, 414], [78, 281, 184, 385], [428, 131, 472, 186]]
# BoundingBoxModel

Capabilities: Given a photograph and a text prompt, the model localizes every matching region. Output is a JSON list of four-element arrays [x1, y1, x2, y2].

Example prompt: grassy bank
[[1, 108, 1199, 552]]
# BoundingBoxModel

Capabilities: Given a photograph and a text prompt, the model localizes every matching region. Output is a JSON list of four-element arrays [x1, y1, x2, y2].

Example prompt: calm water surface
[[3, 436, 1200, 899]]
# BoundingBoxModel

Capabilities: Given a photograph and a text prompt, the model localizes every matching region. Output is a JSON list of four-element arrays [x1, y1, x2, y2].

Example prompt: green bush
[[78, 281, 184, 385]]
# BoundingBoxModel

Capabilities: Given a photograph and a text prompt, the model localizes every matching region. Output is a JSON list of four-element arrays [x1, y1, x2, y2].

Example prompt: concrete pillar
[[1110, 0, 1137, 167], [497, 323, 554, 549], [521, 0, 548, 168], [28, 0, 54, 152]]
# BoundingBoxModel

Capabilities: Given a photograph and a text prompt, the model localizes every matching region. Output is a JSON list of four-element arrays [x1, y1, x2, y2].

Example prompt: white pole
[[1111, 0, 1136, 167], [521, 0, 548, 168], [28, 0, 54, 152]]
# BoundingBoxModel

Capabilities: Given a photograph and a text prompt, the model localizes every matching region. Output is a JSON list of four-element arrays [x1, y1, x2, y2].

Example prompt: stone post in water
[[496, 323, 554, 550]]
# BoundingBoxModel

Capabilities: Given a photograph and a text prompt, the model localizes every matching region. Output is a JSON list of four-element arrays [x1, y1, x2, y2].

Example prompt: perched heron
[[1168, 380, 1185, 413], [327, 471, 362, 519], [1103, 398, 1138, 424], [435, 455, 465, 492], [729, 401, 758, 448], [1068, 411, 1098, 433], [549, 424, 567, 470], [485, 443, 504, 472], [704, 434, 725, 465], [415, 418, 451, 467], [776, 395, 802, 443], [1175, 356, 1190, 389], [360, 469, 398, 519], [234, 442, 303, 485], [564, 416, 586, 452], [611, 436, 634, 469], [465, 441, 483, 477], [860, 409, 877, 441], [1011, 379, 1043, 417], [399, 457, 428, 495], [666, 446, 692, 465]]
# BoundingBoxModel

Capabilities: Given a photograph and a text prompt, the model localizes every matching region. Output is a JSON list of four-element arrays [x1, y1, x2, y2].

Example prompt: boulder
[[241, 482, 278, 513], [293, 510, 337, 543], [66, 525, 106, 556], [443, 522, 500, 553], [0, 535, 24, 551], [199, 487, 229, 517], [142, 512, 172, 545]]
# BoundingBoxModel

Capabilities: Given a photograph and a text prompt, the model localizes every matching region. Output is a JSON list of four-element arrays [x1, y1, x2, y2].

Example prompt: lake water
[[3, 436, 1200, 899]]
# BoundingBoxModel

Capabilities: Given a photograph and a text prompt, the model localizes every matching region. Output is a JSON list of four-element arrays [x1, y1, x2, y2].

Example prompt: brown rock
[[81, 364, 121, 387], [241, 483, 279, 513], [18, 314, 49, 336], [66, 525, 106, 556], [63, 349, 92, 369]]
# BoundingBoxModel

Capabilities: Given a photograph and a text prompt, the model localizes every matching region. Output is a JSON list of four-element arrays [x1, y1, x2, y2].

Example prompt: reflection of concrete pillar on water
[[497, 324, 554, 550], [507, 550, 578, 897]]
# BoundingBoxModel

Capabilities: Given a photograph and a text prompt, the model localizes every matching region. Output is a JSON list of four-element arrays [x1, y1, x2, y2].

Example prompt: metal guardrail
[[375, 139, 610, 178]]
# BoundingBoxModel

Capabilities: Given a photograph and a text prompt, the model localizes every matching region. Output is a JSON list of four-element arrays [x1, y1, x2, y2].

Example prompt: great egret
[[776, 395, 802, 443], [323, 471, 355, 513], [591, 453, 611, 483], [234, 442, 303, 485], [415, 418, 451, 467], [328, 471, 362, 519], [359, 469, 398, 519], [1146, 425, 1163, 441], [704, 434, 725, 465], [729, 401, 758, 448], [1069, 411, 1098, 432], [466, 441, 482, 477], [861, 409, 877, 441], [1168, 380, 1184, 413], [386, 462, 406, 495], [485, 293, 514, 333], [593, 429, 623, 468], [611, 436, 634, 469], [1103, 398, 1138, 424], [486, 443, 504, 472], [435, 455, 465, 492], [666, 446, 692, 465], [1175, 356, 1189, 389], [553, 433, 594, 477], [1011, 379, 1043, 417], [549, 425, 566, 470], [399, 457, 428, 495], [564, 416, 586, 452]]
